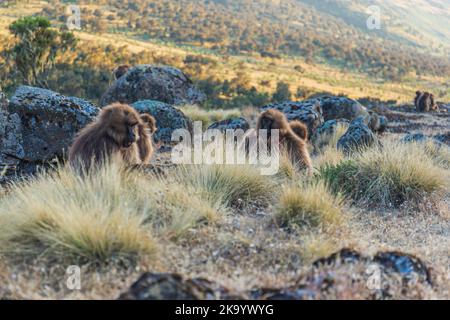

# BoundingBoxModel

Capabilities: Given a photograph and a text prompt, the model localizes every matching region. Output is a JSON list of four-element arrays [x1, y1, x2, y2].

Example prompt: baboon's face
[[104, 107, 141, 148], [259, 110, 285, 130]]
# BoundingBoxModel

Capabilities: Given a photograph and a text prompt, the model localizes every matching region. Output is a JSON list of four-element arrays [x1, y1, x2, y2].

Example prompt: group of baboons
[[414, 91, 438, 112], [68, 104, 313, 172], [68, 86, 438, 172]]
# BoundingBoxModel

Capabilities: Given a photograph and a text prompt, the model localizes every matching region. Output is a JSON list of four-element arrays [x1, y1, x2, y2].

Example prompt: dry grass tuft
[[319, 141, 449, 208], [181, 105, 241, 128], [173, 164, 277, 208], [0, 162, 222, 264], [275, 181, 344, 229]]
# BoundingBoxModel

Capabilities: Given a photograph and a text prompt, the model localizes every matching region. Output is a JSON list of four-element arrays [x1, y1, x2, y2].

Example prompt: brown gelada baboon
[[289, 120, 308, 141], [68, 103, 156, 170], [113, 65, 130, 80], [257, 109, 312, 172], [415, 91, 438, 112]]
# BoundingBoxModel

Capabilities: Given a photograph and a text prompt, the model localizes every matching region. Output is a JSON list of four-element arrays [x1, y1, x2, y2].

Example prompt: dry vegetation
[[0, 132, 448, 299]]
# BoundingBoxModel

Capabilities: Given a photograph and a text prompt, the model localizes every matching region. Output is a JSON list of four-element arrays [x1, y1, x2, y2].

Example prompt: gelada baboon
[[414, 91, 423, 110], [289, 120, 308, 141], [138, 114, 157, 163], [68, 103, 156, 169], [415, 91, 439, 112], [113, 65, 130, 80], [418, 92, 431, 112], [257, 109, 312, 171]]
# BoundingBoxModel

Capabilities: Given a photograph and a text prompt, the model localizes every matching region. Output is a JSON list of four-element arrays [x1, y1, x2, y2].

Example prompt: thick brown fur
[[69, 103, 152, 169], [414, 91, 423, 110], [418, 92, 431, 112], [137, 113, 157, 164], [257, 109, 313, 171], [289, 120, 308, 141], [113, 65, 130, 80]]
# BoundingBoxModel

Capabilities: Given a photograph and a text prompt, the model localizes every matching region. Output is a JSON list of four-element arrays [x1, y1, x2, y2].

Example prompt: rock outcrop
[[260, 100, 324, 137], [132, 100, 192, 144], [119, 249, 432, 300], [317, 96, 369, 121], [401, 132, 448, 147], [207, 117, 250, 132], [8, 86, 99, 163], [119, 272, 241, 300], [337, 116, 378, 153], [0, 91, 24, 176], [100, 65, 206, 107]]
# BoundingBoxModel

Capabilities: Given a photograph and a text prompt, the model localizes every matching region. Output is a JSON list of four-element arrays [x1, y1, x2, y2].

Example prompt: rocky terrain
[[0, 64, 449, 300]]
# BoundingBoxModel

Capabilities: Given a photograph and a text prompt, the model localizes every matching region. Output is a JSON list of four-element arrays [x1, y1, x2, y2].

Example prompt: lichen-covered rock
[[132, 100, 192, 144], [311, 119, 349, 150], [207, 117, 249, 132], [118, 272, 241, 300], [318, 96, 369, 121], [8, 86, 99, 162], [100, 65, 206, 107], [314, 248, 432, 286], [337, 117, 377, 153], [401, 132, 447, 147], [433, 132, 449, 147], [0, 91, 24, 176], [260, 100, 323, 137]]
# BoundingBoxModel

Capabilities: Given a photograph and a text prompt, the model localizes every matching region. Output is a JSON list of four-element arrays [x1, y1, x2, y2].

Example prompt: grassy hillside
[[1, 1, 449, 106]]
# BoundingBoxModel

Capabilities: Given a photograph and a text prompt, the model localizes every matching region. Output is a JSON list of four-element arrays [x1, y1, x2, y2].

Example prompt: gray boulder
[[100, 65, 206, 107], [118, 272, 241, 300], [1, 91, 24, 175], [401, 132, 448, 147], [260, 100, 324, 137], [132, 100, 192, 144], [311, 119, 350, 150], [8, 86, 99, 162], [318, 96, 369, 121], [207, 117, 250, 132], [337, 117, 377, 153]]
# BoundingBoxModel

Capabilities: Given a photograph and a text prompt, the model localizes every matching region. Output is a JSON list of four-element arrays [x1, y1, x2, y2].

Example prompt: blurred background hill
[[0, 0, 449, 107]]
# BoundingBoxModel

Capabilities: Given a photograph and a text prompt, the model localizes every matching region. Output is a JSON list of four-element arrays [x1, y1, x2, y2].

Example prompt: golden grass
[[173, 163, 277, 207], [181, 105, 241, 128], [319, 140, 449, 208], [275, 181, 344, 229], [0, 162, 222, 264]]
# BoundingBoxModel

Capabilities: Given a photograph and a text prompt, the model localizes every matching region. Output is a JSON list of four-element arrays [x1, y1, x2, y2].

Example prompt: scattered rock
[[120, 249, 432, 300], [317, 96, 369, 121], [260, 100, 324, 137], [433, 132, 450, 146], [337, 116, 378, 153], [313, 248, 432, 285], [311, 119, 349, 149], [132, 100, 192, 144], [401, 132, 447, 147], [8, 86, 99, 163], [100, 65, 206, 107], [0, 91, 24, 177], [118, 272, 242, 300], [207, 117, 250, 132]]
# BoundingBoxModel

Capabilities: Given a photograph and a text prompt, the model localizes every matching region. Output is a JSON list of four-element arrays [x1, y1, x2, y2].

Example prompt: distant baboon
[[69, 103, 152, 169], [418, 92, 431, 112], [257, 109, 312, 171], [137, 113, 157, 164], [414, 91, 423, 110], [289, 120, 308, 141], [113, 65, 130, 80], [429, 94, 439, 111]]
